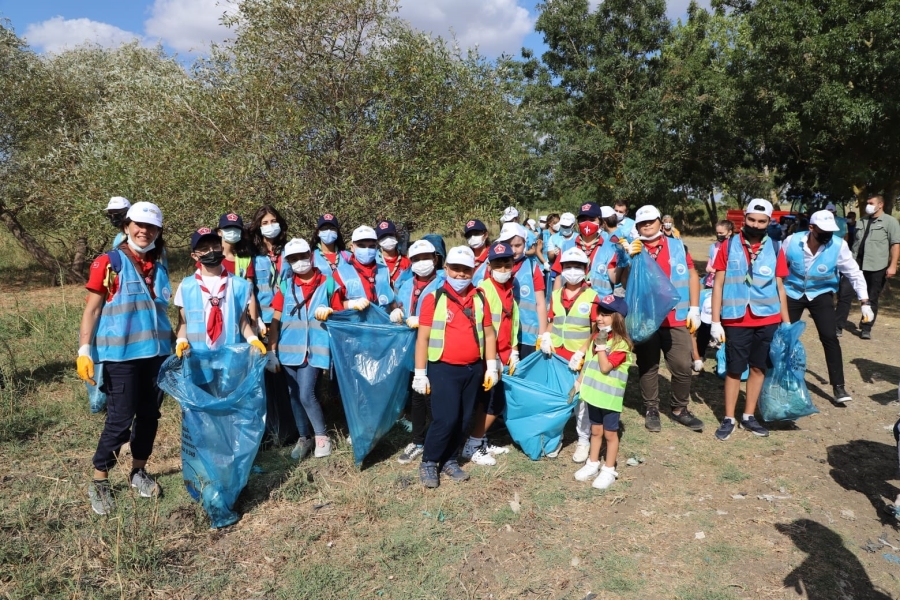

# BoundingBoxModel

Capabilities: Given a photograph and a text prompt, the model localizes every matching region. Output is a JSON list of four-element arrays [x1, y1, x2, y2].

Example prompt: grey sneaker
[[419, 461, 439, 488], [398, 443, 424, 464], [291, 437, 315, 460], [670, 408, 704, 431], [88, 479, 115, 515], [441, 460, 470, 482], [645, 408, 662, 432], [130, 468, 161, 498]]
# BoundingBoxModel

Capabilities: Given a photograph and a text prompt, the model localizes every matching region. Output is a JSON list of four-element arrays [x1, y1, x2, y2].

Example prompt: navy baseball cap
[[191, 227, 220, 250], [597, 293, 628, 317], [488, 242, 514, 261], [463, 219, 488, 236], [578, 202, 602, 219], [375, 220, 397, 239], [218, 212, 244, 230], [316, 213, 340, 229]]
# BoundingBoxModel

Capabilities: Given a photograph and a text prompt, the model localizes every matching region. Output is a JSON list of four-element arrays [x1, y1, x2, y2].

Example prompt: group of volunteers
[[75, 192, 898, 511]]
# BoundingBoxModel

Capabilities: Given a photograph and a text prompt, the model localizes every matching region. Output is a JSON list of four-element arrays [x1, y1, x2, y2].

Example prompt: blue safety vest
[[783, 233, 841, 300], [313, 248, 350, 275], [396, 271, 446, 318], [620, 217, 635, 236], [661, 236, 691, 321], [180, 273, 252, 349], [112, 232, 125, 249], [254, 252, 288, 323], [560, 237, 617, 295], [721, 235, 781, 319], [512, 256, 541, 345], [336, 260, 395, 307], [526, 230, 537, 250], [277, 276, 332, 369], [95, 250, 172, 362], [472, 261, 489, 286]]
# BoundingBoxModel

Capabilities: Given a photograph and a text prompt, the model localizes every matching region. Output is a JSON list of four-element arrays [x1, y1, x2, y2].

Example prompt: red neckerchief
[[195, 269, 227, 342], [577, 235, 602, 260], [124, 247, 157, 297], [290, 271, 325, 316], [409, 274, 434, 313], [351, 258, 378, 301], [644, 235, 665, 260], [383, 253, 403, 280], [474, 247, 489, 266], [319, 246, 340, 271]]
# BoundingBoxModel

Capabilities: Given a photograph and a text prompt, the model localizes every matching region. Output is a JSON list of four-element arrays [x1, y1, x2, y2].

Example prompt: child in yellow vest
[[573, 294, 633, 490]]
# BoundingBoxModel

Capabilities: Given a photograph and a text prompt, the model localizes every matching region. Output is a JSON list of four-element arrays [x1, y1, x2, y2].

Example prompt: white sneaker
[[546, 441, 563, 458], [460, 438, 481, 460], [592, 465, 618, 490], [484, 440, 510, 455], [398, 443, 424, 464], [469, 445, 497, 466], [692, 359, 703, 372], [314, 436, 332, 458], [572, 442, 590, 463], [574, 460, 601, 481], [291, 437, 314, 460]]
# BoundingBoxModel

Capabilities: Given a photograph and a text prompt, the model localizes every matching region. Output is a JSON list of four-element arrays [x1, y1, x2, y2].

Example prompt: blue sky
[[0, 0, 708, 59]]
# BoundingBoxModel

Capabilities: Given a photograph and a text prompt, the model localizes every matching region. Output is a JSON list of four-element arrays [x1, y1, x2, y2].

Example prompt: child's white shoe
[[469, 445, 497, 466], [314, 436, 332, 458], [574, 460, 601, 482], [572, 442, 591, 463], [592, 465, 618, 490]]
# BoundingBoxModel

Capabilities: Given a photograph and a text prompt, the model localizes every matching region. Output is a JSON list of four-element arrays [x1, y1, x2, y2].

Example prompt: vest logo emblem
[[578, 302, 590, 315], [379, 294, 389, 305], [161, 287, 171, 302], [816, 264, 829, 273], [520, 285, 532, 298], [758, 266, 773, 276], [675, 264, 687, 275]]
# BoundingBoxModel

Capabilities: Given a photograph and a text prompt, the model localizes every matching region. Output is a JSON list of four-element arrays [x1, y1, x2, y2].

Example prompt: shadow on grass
[[775, 519, 892, 599], [827, 439, 899, 528]]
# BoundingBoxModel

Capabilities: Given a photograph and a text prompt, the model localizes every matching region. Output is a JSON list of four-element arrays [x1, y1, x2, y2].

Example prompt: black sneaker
[[441, 460, 470, 482], [833, 385, 851, 403], [860, 330, 872, 340], [669, 408, 704, 431], [739, 415, 769, 437], [714, 418, 736, 441], [835, 327, 843, 338], [419, 461, 439, 488], [645, 409, 662, 432]]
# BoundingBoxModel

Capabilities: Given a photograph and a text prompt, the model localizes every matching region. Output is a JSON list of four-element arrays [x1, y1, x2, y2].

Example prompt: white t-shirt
[[174, 272, 252, 350]]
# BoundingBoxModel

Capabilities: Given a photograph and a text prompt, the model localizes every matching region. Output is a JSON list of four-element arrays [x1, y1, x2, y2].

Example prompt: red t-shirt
[[221, 257, 255, 278], [512, 260, 547, 293], [419, 283, 494, 365], [86, 251, 158, 300], [711, 235, 789, 327], [406, 275, 434, 315], [331, 259, 379, 308], [473, 246, 489, 268], [548, 286, 601, 360], [272, 271, 326, 313], [482, 278, 516, 364], [382, 253, 411, 283], [601, 333, 628, 369], [642, 236, 695, 328], [551, 236, 617, 275]]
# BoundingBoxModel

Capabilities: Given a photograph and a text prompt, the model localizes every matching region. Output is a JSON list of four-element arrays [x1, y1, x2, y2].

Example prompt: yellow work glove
[[248, 337, 267, 355], [76, 346, 95, 386], [175, 337, 190, 358], [629, 240, 643, 256], [314, 307, 333, 321]]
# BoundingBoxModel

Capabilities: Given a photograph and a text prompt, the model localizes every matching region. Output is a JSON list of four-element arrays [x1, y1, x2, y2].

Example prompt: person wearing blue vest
[[77, 202, 173, 516], [375, 219, 411, 289], [311, 213, 350, 275], [501, 206, 538, 256], [463, 219, 491, 286], [550, 203, 619, 298], [268, 238, 336, 461], [106, 196, 130, 249], [328, 225, 397, 311], [537, 213, 559, 272], [781, 210, 872, 404], [710, 199, 791, 441], [547, 212, 577, 261], [249, 205, 290, 336], [499, 223, 548, 358], [614, 200, 636, 239], [624, 205, 704, 433], [600, 205, 632, 274]]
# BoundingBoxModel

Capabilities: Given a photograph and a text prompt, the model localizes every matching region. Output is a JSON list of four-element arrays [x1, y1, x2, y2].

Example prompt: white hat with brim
[[634, 205, 661, 225], [745, 198, 773, 218], [284, 238, 311, 256], [600, 206, 615, 219], [408, 239, 436, 257], [498, 222, 528, 242], [445, 246, 475, 269], [107, 196, 131, 211], [351, 226, 377, 242], [126, 202, 163, 227], [810, 210, 840, 232], [501, 206, 519, 222], [560, 247, 589, 265], [559, 213, 576, 227]]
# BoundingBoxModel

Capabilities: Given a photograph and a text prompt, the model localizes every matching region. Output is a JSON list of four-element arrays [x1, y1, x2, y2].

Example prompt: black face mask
[[814, 231, 834, 245], [742, 225, 767, 240], [716, 234, 727, 242], [108, 212, 125, 228], [198, 250, 225, 267]]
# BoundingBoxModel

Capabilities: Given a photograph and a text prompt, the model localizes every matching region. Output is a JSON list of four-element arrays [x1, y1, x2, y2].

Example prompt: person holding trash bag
[[781, 210, 872, 404], [710, 198, 791, 441], [312, 213, 350, 275], [547, 247, 599, 463], [551, 202, 619, 297], [623, 205, 704, 434], [76, 201, 172, 515], [572, 294, 634, 490], [498, 223, 548, 358], [328, 225, 396, 311], [375, 219, 410, 288], [412, 246, 498, 488], [395, 239, 446, 464], [464, 219, 491, 284], [105, 196, 131, 249], [268, 238, 335, 461], [461, 242, 519, 466]]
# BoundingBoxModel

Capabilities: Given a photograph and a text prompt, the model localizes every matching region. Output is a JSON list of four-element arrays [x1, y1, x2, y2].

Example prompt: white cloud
[[23, 17, 141, 54], [144, 0, 237, 54], [397, 0, 534, 57], [588, 0, 712, 19]]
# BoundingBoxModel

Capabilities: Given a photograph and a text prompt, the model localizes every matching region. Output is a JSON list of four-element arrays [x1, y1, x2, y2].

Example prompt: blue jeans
[[283, 364, 326, 438]]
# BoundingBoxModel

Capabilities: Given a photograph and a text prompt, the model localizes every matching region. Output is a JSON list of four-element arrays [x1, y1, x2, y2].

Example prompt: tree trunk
[[72, 237, 88, 279], [884, 179, 898, 215], [704, 189, 719, 227], [853, 184, 868, 215], [0, 202, 86, 285]]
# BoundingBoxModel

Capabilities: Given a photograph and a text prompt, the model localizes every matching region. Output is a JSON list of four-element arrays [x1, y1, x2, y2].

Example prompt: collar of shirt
[[292, 269, 324, 287], [351, 258, 378, 277], [443, 281, 474, 304]]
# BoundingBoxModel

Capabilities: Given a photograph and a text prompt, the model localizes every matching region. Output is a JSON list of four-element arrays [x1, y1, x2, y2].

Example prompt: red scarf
[[196, 270, 227, 342]]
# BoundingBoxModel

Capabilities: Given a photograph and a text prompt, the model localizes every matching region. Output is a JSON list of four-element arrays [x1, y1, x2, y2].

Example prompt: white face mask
[[447, 277, 471, 293], [616, 212, 625, 222], [221, 228, 242, 244], [639, 230, 663, 242], [290, 259, 312, 275], [127, 235, 156, 254], [663, 223, 673, 230], [260, 223, 281, 239], [411, 259, 434, 277], [560, 226, 574, 237], [492, 270, 512, 284], [598, 325, 612, 335], [379, 236, 398, 251], [866, 204, 877, 215], [467, 234, 485, 248], [551, 223, 560, 232], [562, 268, 585, 285]]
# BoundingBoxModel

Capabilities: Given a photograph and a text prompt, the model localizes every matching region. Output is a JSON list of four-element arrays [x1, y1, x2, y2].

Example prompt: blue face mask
[[319, 230, 338, 245], [447, 277, 472, 293], [354, 247, 377, 265]]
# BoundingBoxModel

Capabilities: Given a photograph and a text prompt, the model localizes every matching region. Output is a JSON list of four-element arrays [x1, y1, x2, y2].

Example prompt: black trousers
[[409, 388, 432, 446], [92, 355, 166, 472], [788, 293, 843, 386], [835, 268, 886, 333], [696, 323, 712, 358], [422, 361, 482, 466]]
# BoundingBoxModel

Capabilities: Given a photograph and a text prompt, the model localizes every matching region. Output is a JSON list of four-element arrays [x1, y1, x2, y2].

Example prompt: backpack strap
[[106, 250, 122, 274]]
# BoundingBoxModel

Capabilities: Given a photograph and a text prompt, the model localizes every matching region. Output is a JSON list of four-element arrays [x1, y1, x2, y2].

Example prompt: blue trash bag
[[85, 363, 107, 413], [624, 250, 681, 344], [325, 305, 417, 466], [157, 344, 267, 528], [716, 344, 749, 381], [759, 321, 818, 422], [502, 352, 578, 460]]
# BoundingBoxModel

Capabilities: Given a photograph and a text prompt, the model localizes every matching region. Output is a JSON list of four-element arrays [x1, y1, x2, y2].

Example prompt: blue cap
[[488, 242, 514, 261], [421, 234, 446, 258], [375, 220, 397, 239], [191, 227, 220, 250], [317, 213, 340, 229], [578, 202, 602, 219], [597, 293, 628, 317], [463, 219, 488, 236], [218, 212, 244, 230]]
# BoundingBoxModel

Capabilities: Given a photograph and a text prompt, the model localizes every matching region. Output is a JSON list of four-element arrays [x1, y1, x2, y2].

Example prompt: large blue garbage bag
[[625, 250, 680, 344], [326, 305, 417, 466], [86, 363, 107, 413], [716, 344, 749, 381], [759, 322, 818, 422], [157, 344, 267, 528], [502, 352, 577, 460]]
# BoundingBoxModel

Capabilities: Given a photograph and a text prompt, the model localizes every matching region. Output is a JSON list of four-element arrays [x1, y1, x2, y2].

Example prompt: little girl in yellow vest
[[573, 294, 634, 490]]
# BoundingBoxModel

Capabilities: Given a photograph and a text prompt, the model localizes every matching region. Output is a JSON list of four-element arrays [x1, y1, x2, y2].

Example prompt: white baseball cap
[[107, 196, 131, 211], [408, 239, 436, 257], [445, 246, 475, 268], [634, 205, 661, 224], [809, 210, 839, 232], [539, 215, 548, 223], [498, 222, 528, 242], [500, 206, 519, 222], [560, 247, 589, 265], [126, 202, 163, 227], [351, 225, 377, 242], [745, 198, 773, 218], [284, 238, 311, 256], [825, 203, 836, 212], [526, 218, 536, 229], [600, 206, 615, 219], [559, 212, 576, 227]]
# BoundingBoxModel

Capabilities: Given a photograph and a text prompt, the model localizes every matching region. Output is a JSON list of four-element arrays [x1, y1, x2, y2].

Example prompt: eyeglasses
[[195, 246, 223, 255]]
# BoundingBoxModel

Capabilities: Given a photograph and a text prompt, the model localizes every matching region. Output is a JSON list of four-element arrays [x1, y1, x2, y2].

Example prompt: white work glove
[[568, 350, 585, 372], [348, 298, 370, 311], [507, 350, 520, 376], [406, 316, 419, 329], [543, 261, 551, 272], [256, 317, 267, 338], [389, 308, 404, 323], [412, 368, 430, 394], [314, 307, 333, 321], [686, 306, 701, 334], [175, 337, 190, 359], [861, 304, 875, 323], [595, 342, 607, 353], [265, 353, 281, 373], [539, 331, 553, 355], [710, 321, 726, 343], [483, 359, 499, 391]]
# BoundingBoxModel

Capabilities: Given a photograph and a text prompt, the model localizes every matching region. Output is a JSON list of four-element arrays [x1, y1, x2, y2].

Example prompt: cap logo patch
[[602, 295, 615, 303], [227, 213, 238, 221], [752, 204, 766, 211], [494, 244, 506, 253], [197, 227, 212, 235], [467, 220, 475, 228], [324, 213, 334, 220], [379, 222, 389, 229], [582, 204, 591, 211]]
